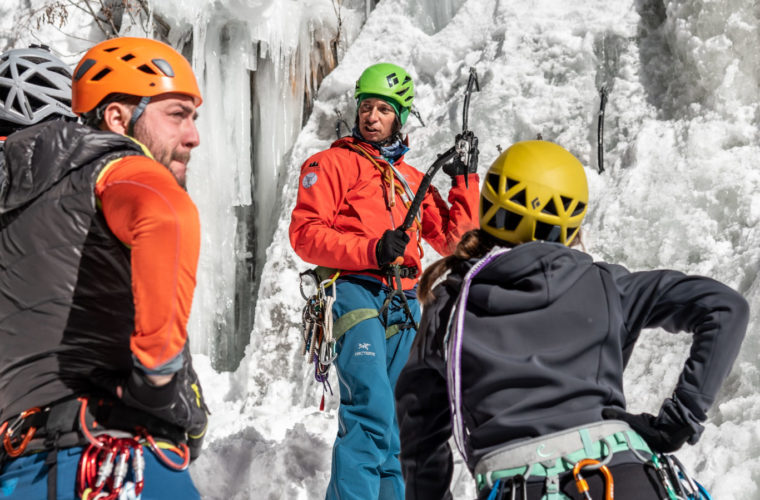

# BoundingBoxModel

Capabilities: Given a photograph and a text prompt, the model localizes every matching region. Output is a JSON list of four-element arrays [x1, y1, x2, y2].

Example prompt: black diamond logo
[[386, 73, 399, 87], [531, 197, 540, 209]]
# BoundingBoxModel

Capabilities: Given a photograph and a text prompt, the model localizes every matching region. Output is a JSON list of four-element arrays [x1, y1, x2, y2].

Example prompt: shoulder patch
[[302, 171, 318, 189]]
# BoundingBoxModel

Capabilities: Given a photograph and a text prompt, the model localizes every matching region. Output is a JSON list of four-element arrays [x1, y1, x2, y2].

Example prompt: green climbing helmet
[[355, 62, 414, 125]]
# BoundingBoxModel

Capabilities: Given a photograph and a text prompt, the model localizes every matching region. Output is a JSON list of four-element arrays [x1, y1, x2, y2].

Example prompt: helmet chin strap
[[127, 96, 151, 137]]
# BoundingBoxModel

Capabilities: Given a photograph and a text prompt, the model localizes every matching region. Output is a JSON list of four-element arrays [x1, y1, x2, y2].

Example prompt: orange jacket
[[96, 156, 200, 372], [289, 136, 479, 289]]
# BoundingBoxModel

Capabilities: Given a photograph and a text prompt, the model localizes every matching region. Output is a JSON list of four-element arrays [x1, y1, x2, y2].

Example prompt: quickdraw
[[300, 269, 339, 410], [486, 475, 527, 500], [650, 453, 712, 500], [77, 434, 144, 500], [75, 398, 190, 499], [573, 458, 614, 500]]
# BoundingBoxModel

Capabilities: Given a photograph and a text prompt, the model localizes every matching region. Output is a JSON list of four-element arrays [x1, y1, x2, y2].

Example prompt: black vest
[[0, 121, 145, 420]]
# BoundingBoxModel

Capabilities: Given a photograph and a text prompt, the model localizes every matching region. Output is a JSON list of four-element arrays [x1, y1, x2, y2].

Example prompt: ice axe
[[390, 67, 481, 266]]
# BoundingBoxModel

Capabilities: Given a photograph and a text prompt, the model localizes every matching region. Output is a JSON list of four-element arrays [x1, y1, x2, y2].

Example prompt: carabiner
[[573, 458, 614, 500], [3, 407, 41, 457]]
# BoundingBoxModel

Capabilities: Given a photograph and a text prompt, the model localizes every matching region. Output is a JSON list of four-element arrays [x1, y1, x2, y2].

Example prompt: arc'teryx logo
[[386, 73, 399, 87], [354, 342, 375, 357]]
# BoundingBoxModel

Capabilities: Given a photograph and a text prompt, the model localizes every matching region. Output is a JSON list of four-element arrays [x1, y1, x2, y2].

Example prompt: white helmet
[[0, 45, 76, 130]]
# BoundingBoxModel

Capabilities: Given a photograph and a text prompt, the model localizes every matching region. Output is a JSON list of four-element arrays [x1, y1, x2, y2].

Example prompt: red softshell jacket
[[289, 136, 479, 289]]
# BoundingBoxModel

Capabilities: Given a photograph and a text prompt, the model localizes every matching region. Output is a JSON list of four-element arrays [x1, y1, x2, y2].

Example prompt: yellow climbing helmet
[[480, 140, 588, 246]]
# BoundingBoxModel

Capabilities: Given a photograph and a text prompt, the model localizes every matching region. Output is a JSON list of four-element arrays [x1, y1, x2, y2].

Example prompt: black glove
[[120, 349, 209, 460], [601, 406, 696, 454], [181, 353, 209, 462], [375, 229, 410, 267], [443, 131, 479, 181]]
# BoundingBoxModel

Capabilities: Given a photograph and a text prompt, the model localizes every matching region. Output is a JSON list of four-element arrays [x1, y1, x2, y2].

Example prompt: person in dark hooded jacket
[[0, 38, 208, 500], [394, 140, 748, 500]]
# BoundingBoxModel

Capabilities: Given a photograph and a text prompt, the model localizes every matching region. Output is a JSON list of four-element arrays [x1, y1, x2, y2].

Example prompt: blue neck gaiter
[[352, 125, 409, 164]]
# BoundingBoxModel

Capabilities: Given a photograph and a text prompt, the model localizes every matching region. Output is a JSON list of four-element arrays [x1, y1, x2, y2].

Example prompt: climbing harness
[[300, 268, 339, 410], [1, 397, 192, 499], [473, 420, 649, 499], [378, 264, 420, 333]]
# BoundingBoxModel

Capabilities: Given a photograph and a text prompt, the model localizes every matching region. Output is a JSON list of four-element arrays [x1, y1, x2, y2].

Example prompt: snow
[[2, 0, 760, 498]]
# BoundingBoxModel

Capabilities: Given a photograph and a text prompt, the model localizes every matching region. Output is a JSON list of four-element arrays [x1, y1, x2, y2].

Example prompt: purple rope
[[446, 247, 510, 461]]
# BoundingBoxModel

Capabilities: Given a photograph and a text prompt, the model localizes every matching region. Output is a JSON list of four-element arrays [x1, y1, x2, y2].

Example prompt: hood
[[445, 241, 594, 315], [0, 121, 143, 213]]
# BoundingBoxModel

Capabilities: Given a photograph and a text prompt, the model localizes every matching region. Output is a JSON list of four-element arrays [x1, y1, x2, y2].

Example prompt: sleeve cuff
[[133, 350, 184, 376]]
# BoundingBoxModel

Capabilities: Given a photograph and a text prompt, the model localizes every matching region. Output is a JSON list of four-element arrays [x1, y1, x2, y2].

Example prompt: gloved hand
[[180, 354, 209, 462], [601, 406, 696, 454], [375, 229, 410, 267], [443, 131, 479, 181], [119, 348, 209, 460]]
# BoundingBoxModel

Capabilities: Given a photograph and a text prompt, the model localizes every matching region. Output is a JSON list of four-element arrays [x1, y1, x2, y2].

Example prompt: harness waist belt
[[474, 420, 652, 490]]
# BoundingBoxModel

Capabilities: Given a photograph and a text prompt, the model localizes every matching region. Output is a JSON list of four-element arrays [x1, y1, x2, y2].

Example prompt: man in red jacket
[[290, 62, 480, 500], [0, 37, 207, 499]]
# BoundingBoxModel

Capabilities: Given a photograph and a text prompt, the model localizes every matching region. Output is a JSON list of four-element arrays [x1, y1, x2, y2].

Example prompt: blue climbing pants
[[0, 445, 199, 499], [325, 276, 419, 500]]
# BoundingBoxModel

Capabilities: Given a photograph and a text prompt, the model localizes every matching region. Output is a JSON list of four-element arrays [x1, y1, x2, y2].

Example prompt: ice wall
[[145, 0, 366, 370], [192, 0, 760, 498]]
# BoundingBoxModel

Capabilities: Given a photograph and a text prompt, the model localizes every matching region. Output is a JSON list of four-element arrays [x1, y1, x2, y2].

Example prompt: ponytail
[[418, 229, 501, 305]]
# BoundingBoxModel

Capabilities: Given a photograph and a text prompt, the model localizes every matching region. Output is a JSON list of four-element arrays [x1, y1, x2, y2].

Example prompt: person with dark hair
[[290, 62, 480, 499], [395, 140, 748, 500], [0, 37, 208, 499]]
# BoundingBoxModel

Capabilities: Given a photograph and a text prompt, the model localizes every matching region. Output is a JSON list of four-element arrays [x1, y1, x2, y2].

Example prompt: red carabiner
[[3, 407, 41, 457]]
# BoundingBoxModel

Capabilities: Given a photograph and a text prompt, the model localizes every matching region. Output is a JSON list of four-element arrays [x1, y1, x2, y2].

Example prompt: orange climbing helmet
[[71, 37, 202, 115]]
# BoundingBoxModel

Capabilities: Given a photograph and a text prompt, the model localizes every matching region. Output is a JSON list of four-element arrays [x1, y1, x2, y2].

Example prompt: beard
[[134, 122, 190, 190]]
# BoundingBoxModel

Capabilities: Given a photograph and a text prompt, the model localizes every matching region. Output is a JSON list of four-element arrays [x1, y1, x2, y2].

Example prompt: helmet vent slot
[[152, 58, 174, 77], [103, 47, 119, 53], [572, 201, 586, 216], [0, 84, 9, 102], [535, 221, 561, 242], [506, 177, 518, 190], [542, 199, 558, 216], [27, 74, 54, 88], [49, 66, 71, 78], [121, 54, 135, 62], [482, 197, 493, 216], [91, 68, 111, 81], [21, 56, 47, 64], [510, 189, 526, 207], [487, 172, 500, 193], [10, 94, 22, 113], [567, 226, 579, 241], [74, 59, 96, 81], [561, 196, 573, 211], [26, 93, 45, 111], [137, 64, 157, 75], [492, 208, 522, 231]]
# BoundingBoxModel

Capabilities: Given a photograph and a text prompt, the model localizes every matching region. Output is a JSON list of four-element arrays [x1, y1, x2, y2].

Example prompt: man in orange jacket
[[0, 38, 207, 499], [290, 62, 480, 500]]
